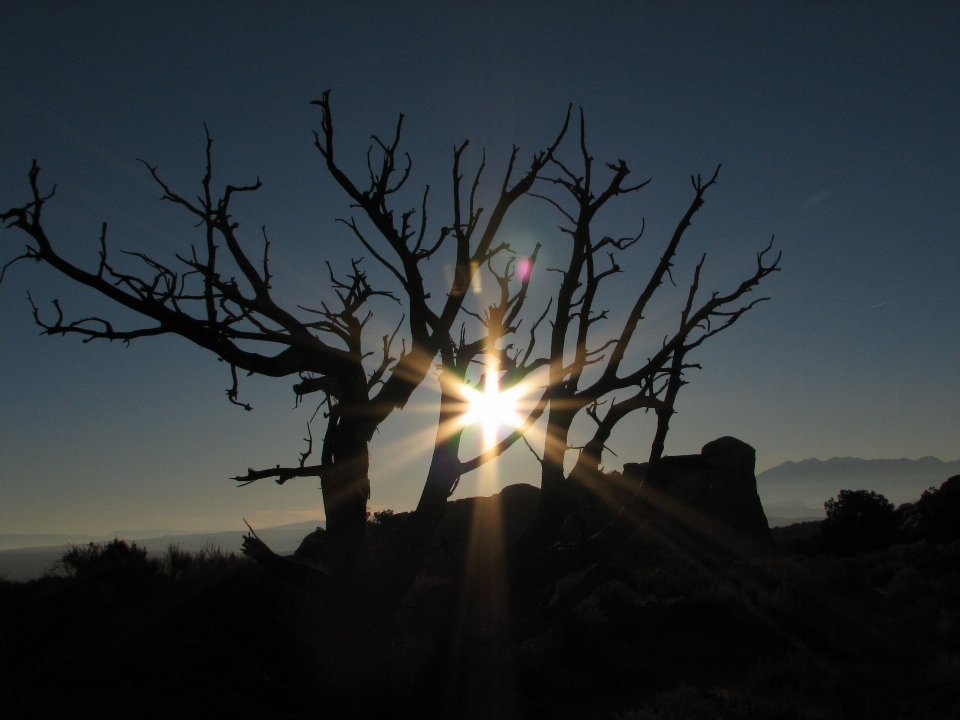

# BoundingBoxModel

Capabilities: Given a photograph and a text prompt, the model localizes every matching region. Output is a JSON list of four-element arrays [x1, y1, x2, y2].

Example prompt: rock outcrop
[[623, 436, 771, 544]]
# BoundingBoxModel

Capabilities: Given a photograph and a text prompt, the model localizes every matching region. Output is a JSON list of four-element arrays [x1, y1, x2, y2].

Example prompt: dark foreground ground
[[1, 486, 958, 720]]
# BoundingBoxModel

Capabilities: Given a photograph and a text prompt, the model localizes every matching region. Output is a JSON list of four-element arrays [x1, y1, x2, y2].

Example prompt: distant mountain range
[[0, 529, 180, 552], [0, 519, 324, 582], [757, 456, 959, 522]]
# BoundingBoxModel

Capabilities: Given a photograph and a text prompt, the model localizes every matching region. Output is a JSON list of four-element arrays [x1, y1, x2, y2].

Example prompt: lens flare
[[516, 256, 533, 282], [460, 365, 525, 450]]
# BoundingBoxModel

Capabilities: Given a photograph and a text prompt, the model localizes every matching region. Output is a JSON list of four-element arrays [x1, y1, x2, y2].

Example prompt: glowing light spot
[[516, 257, 533, 282], [470, 260, 482, 294], [462, 369, 524, 449]]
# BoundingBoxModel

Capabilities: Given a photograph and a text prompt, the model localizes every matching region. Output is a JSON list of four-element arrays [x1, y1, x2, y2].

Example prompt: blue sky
[[1, 2, 958, 535]]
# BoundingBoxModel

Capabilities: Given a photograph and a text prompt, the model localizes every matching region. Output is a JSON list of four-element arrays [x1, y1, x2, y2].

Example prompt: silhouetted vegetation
[[53, 539, 160, 600], [2, 482, 959, 719], [54, 539, 239, 585], [369, 508, 397, 526], [773, 477, 960, 555], [820, 489, 898, 554], [906, 475, 960, 544], [56, 538, 155, 577]]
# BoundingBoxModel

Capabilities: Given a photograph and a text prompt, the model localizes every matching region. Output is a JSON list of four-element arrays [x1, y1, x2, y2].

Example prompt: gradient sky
[[2, 2, 958, 536]]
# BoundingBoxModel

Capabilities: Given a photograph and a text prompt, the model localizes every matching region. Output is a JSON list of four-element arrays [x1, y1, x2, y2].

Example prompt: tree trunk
[[414, 383, 466, 536], [321, 415, 372, 573], [531, 408, 576, 541], [646, 354, 684, 488], [532, 399, 582, 543]]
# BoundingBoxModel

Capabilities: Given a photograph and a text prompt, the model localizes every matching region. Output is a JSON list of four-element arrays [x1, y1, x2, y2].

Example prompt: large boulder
[[623, 436, 771, 544]]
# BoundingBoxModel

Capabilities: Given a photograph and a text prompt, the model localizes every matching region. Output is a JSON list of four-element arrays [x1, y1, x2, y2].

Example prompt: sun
[[461, 369, 524, 446]]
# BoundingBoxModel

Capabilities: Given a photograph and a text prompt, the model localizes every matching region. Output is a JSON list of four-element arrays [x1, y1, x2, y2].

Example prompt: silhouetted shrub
[[370, 508, 396, 525], [160, 543, 235, 579], [163, 543, 195, 579], [914, 475, 960, 544], [56, 539, 161, 596], [821, 489, 897, 554]]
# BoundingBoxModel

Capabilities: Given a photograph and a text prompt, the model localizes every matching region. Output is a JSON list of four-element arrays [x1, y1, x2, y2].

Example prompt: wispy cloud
[[802, 190, 830, 209]]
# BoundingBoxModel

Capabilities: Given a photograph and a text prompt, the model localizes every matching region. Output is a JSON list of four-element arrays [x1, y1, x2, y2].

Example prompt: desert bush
[[56, 539, 161, 596], [914, 476, 960, 544], [368, 508, 396, 525], [160, 543, 238, 580], [163, 543, 195, 579], [821, 489, 898, 554], [192, 543, 235, 564]]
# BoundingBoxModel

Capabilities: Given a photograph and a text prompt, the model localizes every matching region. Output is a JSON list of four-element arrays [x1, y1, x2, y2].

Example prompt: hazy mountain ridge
[[0, 529, 178, 552], [762, 455, 956, 475], [0, 520, 323, 552], [757, 456, 960, 517]]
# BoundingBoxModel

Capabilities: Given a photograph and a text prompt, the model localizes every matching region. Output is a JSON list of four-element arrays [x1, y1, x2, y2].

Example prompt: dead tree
[[2, 95, 777, 585], [0, 92, 568, 573], [413, 248, 553, 528], [522, 111, 781, 538]]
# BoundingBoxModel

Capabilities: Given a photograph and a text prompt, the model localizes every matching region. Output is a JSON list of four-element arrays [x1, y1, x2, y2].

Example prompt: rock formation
[[623, 436, 771, 544]]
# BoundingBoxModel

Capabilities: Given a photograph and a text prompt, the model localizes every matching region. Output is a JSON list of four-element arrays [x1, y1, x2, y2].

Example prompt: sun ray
[[370, 421, 456, 485], [460, 365, 531, 446]]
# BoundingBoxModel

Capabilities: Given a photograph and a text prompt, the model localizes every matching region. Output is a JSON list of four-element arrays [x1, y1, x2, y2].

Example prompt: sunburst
[[460, 365, 527, 448]]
